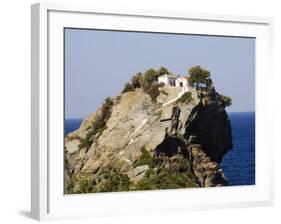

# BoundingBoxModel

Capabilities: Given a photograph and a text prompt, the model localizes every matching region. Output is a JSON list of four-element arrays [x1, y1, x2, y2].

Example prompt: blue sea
[[65, 118, 83, 135], [65, 112, 255, 186], [221, 112, 255, 186]]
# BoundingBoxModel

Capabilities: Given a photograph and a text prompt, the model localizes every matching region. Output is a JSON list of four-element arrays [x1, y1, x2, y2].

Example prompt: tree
[[131, 72, 143, 89], [142, 68, 159, 92], [144, 68, 159, 80], [158, 66, 170, 76], [122, 82, 134, 93], [147, 84, 160, 103], [188, 65, 210, 87], [219, 94, 232, 107], [102, 97, 114, 118]]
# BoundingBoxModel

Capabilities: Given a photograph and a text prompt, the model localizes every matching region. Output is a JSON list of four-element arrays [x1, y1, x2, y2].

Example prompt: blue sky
[[65, 29, 255, 119]]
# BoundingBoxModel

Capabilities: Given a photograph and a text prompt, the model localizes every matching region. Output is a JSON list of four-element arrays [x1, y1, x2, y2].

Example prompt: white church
[[158, 74, 189, 91]]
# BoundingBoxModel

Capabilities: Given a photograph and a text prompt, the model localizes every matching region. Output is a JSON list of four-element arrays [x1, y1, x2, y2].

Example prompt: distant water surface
[[64, 112, 255, 186], [65, 118, 82, 135], [220, 112, 255, 186]]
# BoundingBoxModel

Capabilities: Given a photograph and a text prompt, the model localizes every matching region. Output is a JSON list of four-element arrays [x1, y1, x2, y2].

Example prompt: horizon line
[[65, 111, 255, 120]]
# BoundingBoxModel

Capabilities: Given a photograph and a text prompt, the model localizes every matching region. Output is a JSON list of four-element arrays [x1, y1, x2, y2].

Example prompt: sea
[[65, 112, 255, 186], [220, 112, 255, 186]]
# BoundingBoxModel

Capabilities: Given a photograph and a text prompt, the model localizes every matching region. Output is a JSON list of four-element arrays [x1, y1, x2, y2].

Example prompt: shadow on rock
[[155, 136, 189, 158]]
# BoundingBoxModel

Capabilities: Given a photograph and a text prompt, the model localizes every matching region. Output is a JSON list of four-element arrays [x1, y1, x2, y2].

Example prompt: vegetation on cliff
[[66, 165, 132, 194], [78, 97, 113, 150], [134, 152, 198, 190], [65, 147, 198, 194], [121, 67, 167, 102], [188, 65, 211, 87], [178, 92, 192, 104], [219, 94, 232, 107], [133, 147, 154, 168]]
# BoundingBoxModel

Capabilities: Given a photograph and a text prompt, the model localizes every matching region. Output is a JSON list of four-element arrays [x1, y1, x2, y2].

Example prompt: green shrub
[[102, 97, 114, 117], [115, 95, 121, 101], [122, 82, 135, 93], [133, 147, 154, 168], [219, 94, 232, 107], [133, 149, 197, 191], [147, 85, 160, 103], [77, 176, 94, 193], [74, 165, 132, 194], [141, 68, 159, 91], [134, 168, 197, 190], [78, 97, 113, 149], [158, 66, 170, 76], [65, 159, 75, 194], [65, 178, 75, 194], [131, 72, 143, 89], [188, 65, 210, 87], [178, 92, 192, 103], [141, 69, 170, 103], [78, 128, 96, 149], [92, 166, 132, 193], [121, 67, 169, 103], [71, 146, 199, 193]]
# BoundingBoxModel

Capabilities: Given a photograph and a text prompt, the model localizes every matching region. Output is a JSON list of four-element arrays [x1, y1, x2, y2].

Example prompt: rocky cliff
[[184, 89, 233, 163], [65, 83, 233, 193]]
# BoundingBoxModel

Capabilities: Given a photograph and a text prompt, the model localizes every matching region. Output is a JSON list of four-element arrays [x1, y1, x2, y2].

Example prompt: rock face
[[184, 91, 233, 163], [127, 165, 150, 183], [189, 143, 228, 187], [64, 85, 232, 193]]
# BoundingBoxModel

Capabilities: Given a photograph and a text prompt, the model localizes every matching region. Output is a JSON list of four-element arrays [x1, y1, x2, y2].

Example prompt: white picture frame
[[31, 2, 274, 221]]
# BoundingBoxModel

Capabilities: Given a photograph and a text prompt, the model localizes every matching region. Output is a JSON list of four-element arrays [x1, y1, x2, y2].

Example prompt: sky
[[65, 28, 255, 119]]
